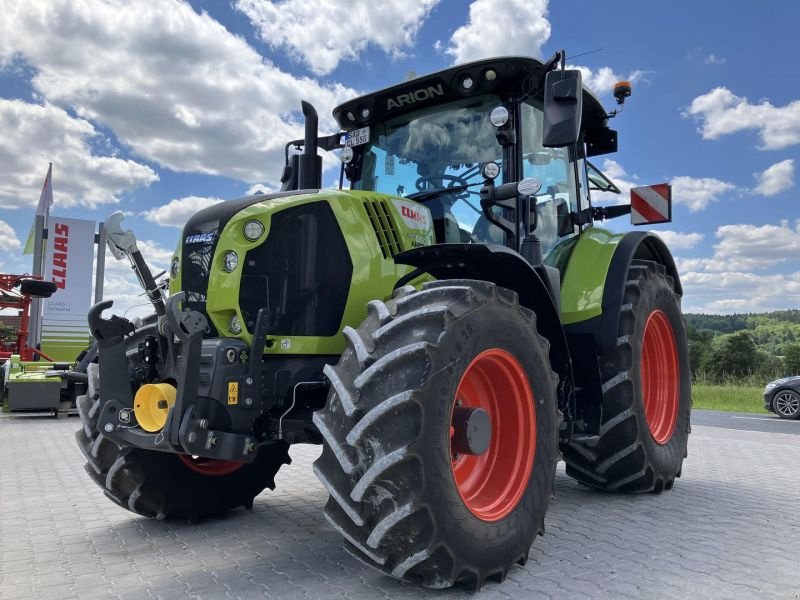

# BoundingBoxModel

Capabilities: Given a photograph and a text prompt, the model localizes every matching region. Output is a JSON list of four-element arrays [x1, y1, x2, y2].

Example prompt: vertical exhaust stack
[[296, 101, 322, 189]]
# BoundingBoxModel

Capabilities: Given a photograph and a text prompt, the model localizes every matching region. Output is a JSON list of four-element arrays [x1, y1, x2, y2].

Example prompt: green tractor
[[77, 52, 690, 590]]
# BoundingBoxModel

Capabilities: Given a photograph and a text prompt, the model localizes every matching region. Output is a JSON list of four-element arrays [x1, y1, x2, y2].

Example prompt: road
[[691, 408, 800, 435], [2, 415, 800, 599]]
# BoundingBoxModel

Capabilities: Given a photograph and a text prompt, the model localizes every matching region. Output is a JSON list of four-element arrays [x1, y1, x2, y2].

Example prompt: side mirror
[[631, 184, 672, 225], [542, 69, 583, 148]]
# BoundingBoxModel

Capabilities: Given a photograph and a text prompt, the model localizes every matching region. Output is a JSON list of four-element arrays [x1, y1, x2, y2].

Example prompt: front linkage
[[89, 295, 266, 464]]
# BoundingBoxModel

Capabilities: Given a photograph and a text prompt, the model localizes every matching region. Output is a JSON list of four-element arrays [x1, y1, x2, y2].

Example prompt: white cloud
[[710, 221, 800, 271], [676, 222, 800, 313], [237, 0, 439, 75], [570, 65, 645, 96], [0, 0, 357, 185], [0, 100, 158, 210], [446, 0, 551, 63], [670, 175, 736, 212], [753, 159, 794, 196], [685, 87, 800, 150], [648, 230, 704, 250], [245, 183, 275, 196], [680, 270, 800, 314], [141, 196, 224, 228], [704, 54, 726, 65], [680, 220, 800, 273], [0, 220, 21, 252]]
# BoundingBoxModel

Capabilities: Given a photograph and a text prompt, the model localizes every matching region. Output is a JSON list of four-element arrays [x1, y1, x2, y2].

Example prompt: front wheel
[[774, 390, 800, 419], [75, 365, 291, 520], [313, 280, 560, 591]]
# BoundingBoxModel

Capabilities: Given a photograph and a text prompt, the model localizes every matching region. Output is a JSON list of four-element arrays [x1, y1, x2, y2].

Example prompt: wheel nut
[[103, 423, 114, 433]]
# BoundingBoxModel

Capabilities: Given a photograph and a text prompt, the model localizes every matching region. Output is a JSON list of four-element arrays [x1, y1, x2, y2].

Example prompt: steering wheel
[[415, 174, 470, 192]]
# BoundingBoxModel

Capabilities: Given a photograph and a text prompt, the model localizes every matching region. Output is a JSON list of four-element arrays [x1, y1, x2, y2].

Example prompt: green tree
[[686, 325, 714, 378], [784, 343, 800, 375], [707, 331, 760, 379]]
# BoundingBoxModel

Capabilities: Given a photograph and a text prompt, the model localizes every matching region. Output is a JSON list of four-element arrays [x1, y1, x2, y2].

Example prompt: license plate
[[344, 126, 370, 147]]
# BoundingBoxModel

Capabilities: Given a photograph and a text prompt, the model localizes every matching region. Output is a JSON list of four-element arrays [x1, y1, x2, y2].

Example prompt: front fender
[[395, 243, 575, 433]]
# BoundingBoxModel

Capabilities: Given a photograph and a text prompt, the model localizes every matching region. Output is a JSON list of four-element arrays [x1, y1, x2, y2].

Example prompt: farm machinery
[[1, 273, 87, 413], [77, 53, 690, 590]]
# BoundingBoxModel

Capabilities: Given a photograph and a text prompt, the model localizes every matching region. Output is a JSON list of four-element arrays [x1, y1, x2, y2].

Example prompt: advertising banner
[[40, 217, 95, 361]]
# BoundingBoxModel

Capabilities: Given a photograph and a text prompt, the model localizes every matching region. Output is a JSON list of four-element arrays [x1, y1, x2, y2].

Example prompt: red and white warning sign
[[631, 184, 672, 225]]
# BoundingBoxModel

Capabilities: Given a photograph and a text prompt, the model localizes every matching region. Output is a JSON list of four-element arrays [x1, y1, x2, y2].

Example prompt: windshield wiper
[[406, 182, 482, 202]]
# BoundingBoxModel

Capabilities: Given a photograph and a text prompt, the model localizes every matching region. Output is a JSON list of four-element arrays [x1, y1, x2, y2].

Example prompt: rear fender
[[560, 227, 682, 355]]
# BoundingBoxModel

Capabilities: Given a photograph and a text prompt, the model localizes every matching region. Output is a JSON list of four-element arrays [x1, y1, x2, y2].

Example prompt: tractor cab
[[327, 55, 621, 260]]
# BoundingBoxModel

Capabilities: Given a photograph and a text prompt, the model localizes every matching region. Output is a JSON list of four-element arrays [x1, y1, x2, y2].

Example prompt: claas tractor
[[77, 52, 690, 591]]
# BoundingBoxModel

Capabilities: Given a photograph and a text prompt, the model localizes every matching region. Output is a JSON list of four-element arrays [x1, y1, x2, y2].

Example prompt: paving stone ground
[[1, 416, 798, 600]]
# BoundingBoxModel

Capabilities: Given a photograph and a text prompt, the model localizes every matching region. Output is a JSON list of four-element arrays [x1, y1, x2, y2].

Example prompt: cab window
[[520, 101, 579, 253]]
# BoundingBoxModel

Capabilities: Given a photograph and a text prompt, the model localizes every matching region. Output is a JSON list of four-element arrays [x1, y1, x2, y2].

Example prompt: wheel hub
[[451, 406, 492, 456]]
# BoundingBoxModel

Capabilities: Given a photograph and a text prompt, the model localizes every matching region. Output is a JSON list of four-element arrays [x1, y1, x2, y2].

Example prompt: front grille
[[363, 199, 401, 258], [239, 201, 352, 337]]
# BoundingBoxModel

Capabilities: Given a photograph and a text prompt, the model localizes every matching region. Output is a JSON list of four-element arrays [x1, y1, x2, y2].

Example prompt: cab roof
[[332, 56, 611, 138]]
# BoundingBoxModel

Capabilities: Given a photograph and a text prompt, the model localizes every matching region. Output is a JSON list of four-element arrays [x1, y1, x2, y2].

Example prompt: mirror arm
[[592, 204, 632, 221], [479, 181, 518, 247]]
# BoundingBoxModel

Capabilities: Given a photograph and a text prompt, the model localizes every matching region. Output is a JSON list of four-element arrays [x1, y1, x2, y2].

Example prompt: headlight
[[170, 256, 180, 278], [229, 314, 242, 335], [243, 220, 264, 241], [222, 251, 238, 272], [765, 382, 778, 392]]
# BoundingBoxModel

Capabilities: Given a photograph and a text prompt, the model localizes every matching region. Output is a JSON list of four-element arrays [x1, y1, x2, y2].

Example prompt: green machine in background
[[0, 274, 91, 415]]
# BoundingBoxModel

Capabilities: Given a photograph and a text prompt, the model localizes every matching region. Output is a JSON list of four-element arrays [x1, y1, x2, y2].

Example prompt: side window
[[520, 102, 578, 253]]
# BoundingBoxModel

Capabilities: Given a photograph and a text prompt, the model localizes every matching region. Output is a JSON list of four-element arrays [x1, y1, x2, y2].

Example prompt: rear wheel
[[563, 260, 691, 492], [313, 280, 559, 590], [774, 390, 800, 419], [75, 364, 290, 520]]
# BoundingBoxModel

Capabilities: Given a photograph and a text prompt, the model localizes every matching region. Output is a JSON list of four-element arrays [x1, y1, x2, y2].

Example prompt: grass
[[691, 384, 769, 414]]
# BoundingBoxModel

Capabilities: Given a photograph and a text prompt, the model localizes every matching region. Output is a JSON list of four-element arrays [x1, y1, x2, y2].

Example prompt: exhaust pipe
[[296, 100, 322, 189]]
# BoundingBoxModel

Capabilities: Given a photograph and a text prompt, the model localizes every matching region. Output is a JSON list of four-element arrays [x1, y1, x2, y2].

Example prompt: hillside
[[684, 310, 800, 381], [685, 310, 800, 356]]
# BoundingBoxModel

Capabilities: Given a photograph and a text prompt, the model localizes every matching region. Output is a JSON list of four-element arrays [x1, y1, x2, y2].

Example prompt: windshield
[[349, 95, 506, 243]]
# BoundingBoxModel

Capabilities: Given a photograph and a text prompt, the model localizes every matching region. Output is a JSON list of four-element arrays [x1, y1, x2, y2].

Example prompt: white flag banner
[[40, 216, 95, 361], [23, 163, 54, 255]]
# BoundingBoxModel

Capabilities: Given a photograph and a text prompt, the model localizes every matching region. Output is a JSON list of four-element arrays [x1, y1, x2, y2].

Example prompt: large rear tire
[[75, 364, 290, 520], [563, 260, 691, 492], [313, 280, 559, 591]]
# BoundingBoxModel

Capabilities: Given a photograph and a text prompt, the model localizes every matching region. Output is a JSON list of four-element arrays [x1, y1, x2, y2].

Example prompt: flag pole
[[29, 162, 52, 350], [94, 221, 106, 304], [29, 214, 45, 349]]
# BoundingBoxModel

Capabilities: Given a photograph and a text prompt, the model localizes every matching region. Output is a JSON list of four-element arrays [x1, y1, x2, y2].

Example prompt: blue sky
[[0, 0, 797, 315]]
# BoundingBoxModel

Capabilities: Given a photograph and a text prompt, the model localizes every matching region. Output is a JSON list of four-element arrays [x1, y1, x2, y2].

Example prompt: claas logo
[[401, 205, 425, 224]]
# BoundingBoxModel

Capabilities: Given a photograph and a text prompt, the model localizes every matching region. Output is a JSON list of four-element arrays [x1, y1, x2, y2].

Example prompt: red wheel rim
[[450, 349, 536, 522], [178, 455, 244, 476], [641, 310, 679, 444]]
